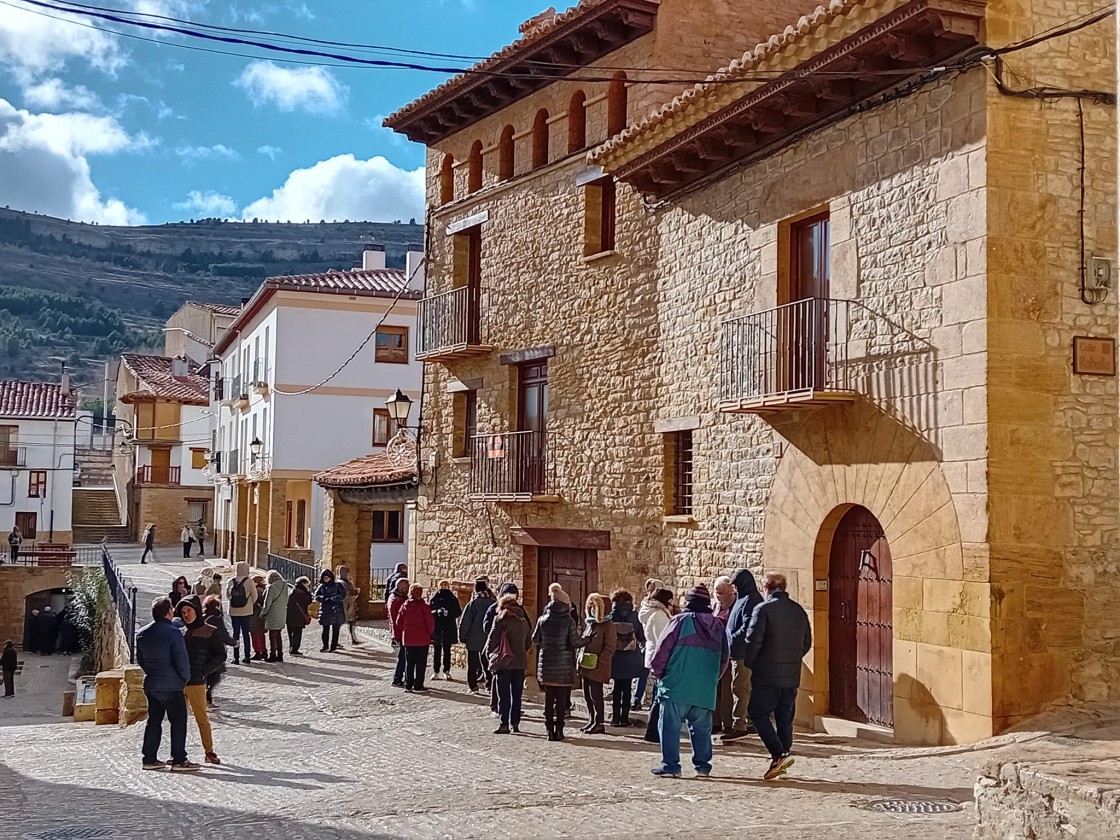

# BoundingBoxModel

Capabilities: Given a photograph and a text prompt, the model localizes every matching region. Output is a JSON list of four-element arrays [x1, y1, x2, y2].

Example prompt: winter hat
[[548, 583, 571, 605], [474, 578, 489, 593], [652, 588, 674, 608], [685, 583, 713, 613]]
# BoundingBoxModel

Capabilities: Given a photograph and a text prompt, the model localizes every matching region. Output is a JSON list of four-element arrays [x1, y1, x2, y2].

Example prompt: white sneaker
[[431, 673, 442, 681]]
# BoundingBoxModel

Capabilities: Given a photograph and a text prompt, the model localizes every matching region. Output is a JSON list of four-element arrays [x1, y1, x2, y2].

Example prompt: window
[[439, 154, 455, 205], [190, 448, 208, 470], [0, 425, 17, 466], [584, 178, 617, 256], [498, 124, 515, 181], [373, 408, 392, 447], [668, 430, 694, 516], [453, 390, 478, 458], [468, 140, 483, 193], [532, 109, 550, 169], [15, 511, 35, 539], [28, 471, 46, 498], [285, 501, 293, 547], [567, 91, 587, 153], [372, 508, 404, 543], [375, 326, 409, 364], [789, 212, 831, 302], [518, 362, 548, 434], [295, 500, 307, 548], [607, 72, 628, 136]]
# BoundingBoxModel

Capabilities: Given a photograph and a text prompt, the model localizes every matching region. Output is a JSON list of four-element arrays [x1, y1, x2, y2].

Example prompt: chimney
[[406, 250, 426, 293], [60, 371, 71, 396], [171, 357, 189, 378], [361, 244, 386, 271]]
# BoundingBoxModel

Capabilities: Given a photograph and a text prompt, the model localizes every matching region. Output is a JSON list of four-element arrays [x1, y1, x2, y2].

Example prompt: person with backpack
[[397, 584, 435, 692], [459, 579, 496, 694], [258, 570, 289, 662], [314, 568, 347, 653], [533, 585, 583, 741], [226, 561, 258, 665], [286, 576, 313, 656], [140, 524, 155, 564], [486, 591, 532, 734], [387, 578, 410, 686], [577, 592, 617, 735], [428, 580, 462, 681], [607, 589, 646, 728]]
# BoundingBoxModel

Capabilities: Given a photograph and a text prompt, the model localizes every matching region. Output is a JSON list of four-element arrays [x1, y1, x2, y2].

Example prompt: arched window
[[468, 140, 483, 194], [607, 72, 628, 137], [567, 91, 587, 153], [498, 125, 515, 181], [532, 109, 550, 169], [439, 155, 455, 205]]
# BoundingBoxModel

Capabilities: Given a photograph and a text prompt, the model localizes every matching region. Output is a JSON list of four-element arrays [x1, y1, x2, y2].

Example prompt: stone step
[[73, 526, 132, 543]]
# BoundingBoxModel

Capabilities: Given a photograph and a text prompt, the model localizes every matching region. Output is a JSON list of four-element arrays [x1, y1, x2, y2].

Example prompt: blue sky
[[0, 0, 578, 225]]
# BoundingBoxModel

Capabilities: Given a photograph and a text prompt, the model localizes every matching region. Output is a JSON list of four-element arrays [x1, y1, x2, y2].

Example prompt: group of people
[[23, 605, 80, 657], [381, 565, 811, 780], [139, 520, 209, 564], [136, 561, 363, 770]]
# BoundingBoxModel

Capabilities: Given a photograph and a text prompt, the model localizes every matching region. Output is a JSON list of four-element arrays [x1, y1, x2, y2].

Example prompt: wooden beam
[[934, 12, 981, 40], [776, 92, 820, 118], [883, 33, 933, 62], [810, 77, 853, 102], [716, 124, 757, 148], [510, 526, 611, 550], [692, 136, 732, 162], [748, 108, 786, 134]]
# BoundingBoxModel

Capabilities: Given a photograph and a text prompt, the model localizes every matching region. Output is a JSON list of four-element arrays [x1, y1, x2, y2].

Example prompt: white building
[[212, 246, 423, 576], [0, 379, 77, 545]]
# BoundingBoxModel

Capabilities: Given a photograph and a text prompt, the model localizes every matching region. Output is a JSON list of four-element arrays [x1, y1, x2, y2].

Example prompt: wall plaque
[[1073, 336, 1117, 376]]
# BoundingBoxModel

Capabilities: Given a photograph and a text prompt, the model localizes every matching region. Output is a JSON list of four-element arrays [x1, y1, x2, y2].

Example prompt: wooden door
[[15, 512, 36, 540], [828, 505, 893, 727], [783, 213, 830, 391], [536, 548, 598, 619], [516, 362, 549, 494], [150, 448, 172, 484]]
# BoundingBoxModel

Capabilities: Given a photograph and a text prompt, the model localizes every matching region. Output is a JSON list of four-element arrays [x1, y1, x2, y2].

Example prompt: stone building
[[386, 0, 1117, 746]]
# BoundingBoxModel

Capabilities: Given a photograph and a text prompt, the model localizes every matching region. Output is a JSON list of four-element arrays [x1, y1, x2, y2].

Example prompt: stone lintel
[[510, 526, 610, 550]]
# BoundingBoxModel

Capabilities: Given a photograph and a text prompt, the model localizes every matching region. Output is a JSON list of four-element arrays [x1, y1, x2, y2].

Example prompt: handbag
[[489, 629, 513, 672], [578, 651, 599, 671]]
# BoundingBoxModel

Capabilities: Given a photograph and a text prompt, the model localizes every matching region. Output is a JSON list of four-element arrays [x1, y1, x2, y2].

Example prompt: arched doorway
[[828, 505, 893, 728]]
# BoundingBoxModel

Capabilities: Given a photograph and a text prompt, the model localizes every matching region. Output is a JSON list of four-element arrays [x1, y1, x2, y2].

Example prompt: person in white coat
[[639, 588, 675, 743]]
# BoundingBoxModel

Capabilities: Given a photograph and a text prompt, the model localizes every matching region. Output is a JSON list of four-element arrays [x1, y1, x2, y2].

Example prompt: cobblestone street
[[0, 551, 1060, 839]]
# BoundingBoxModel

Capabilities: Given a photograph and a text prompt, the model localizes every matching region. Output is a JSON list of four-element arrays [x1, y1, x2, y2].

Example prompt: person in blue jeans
[[135, 596, 199, 772], [648, 583, 729, 778]]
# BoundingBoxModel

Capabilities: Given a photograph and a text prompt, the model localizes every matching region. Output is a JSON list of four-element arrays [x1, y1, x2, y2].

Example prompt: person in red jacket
[[387, 578, 410, 688], [397, 584, 435, 693]]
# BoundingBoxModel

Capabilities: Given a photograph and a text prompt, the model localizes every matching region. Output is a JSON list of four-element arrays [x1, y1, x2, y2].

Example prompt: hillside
[[0, 207, 425, 387]]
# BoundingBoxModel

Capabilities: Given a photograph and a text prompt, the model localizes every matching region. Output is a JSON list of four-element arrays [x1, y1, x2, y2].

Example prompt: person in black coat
[[532, 596, 583, 741], [286, 577, 313, 656], [607, 590, 646, 727], [23, 609, 40, 654], [201, 596, 235, 706], [742, 573, 812, 780], [37, 607, 58, 656], [175, 596, 226, 765], [459, 579, 497, 694], [428, 580, 463, 681], [2, 640, 17, 697], [482, 583, 517, 714], [57, 606, 80, 655], [724, 568, 764, 742]]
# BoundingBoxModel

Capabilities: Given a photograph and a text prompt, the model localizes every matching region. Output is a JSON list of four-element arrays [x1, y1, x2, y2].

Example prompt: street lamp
[[250, 437, 263, 461], [385, 389, 413, 429]]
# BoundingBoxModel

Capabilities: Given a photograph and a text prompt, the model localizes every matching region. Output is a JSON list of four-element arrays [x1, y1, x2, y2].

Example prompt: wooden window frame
[[668, 430, 694, 516], [498, 125, 515, 181], [567, 91, 587, 153], [190, 448, 208, 470], [294, 499, 307, 548], [28, 470, 46, 498], [372, 408, 392, 447], [607, 72, 628, 137], [453, 390, 478, 458], [15, 511, 36, 539], [584, 178, 617, 257], [532, 109, 550, 170], [372, 508, 404, 543], [375, 325, 409, 365], [468, 140, 483, 193]]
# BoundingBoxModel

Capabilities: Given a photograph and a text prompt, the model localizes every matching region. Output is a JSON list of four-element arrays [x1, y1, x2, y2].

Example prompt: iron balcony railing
[[0, 446, 26, 467], [102, 545, 138, 663], [721, 298, 853, 404], [267, 553, 320, 586], [469, 430, 552, 498], [136, 465, 181, 485], [252, 360, 270, 385], [418, 286, 483, 355], [225, 449, 240, 476]]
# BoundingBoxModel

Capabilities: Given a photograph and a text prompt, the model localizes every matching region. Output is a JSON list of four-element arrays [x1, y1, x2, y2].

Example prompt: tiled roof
[[268, 268, 418, 298], [186, 300, 241, 316], [590, 0, 867, 167], [119, 354, 210, 405], [314, 450, 417, 488], [0, 380, 76, 420]]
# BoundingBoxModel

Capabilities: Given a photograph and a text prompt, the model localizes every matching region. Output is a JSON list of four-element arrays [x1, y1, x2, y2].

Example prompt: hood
[[731, 568, 761, 600], [544, 600, 571, 618], [267, 570, 282, 584], [174, 595, 204, 627], [337, 565, 350, 581], [235, 561, 251, 579], [500, 603, 527, 621]]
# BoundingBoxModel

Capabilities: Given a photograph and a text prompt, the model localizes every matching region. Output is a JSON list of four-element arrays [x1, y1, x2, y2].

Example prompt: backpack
[[229, 578, 249, 609], [488, 628, 513, 672], [613, 619, 638, 652]]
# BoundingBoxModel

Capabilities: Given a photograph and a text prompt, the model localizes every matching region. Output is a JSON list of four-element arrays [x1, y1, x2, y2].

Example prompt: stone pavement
[[0, 651, 77, 728]]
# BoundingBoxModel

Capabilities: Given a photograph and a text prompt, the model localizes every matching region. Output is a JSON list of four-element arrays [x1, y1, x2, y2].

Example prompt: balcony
[[252, 361, 270, 394], [136, 465, 181, 485], [416, 286, 493, 362], [220, 376, 245, 406], [213, 377, 225, 402], [720, 298, 856, 415], [224, 449, 241, 476], [0, 446, 26, 467], [468, 430, 558, 503]]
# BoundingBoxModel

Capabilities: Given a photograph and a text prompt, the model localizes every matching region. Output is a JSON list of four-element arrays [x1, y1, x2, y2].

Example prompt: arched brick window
[[468, 140, 483, 194], [439, 155, 455, 205], [607, 72, 628, 137], [498, 125, 515, 181], [532, 109, 550, 169], [567, 91, 587, 153]]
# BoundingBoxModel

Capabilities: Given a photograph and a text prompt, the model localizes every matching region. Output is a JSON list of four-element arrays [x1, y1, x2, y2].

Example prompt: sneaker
[[205, 752, 221, 765], [721, 730, 750, 743], [170, 761, 202, 773], [431, 673, 442, 681], [764, 756, 795, 780], [404, 688, 414, 693], [142, 761, 167, 771], [414, 686, 430, 693], [444, 674, 454, 681], [470, 688, 482, 696], [391, 681, 406, 688], [695, 770, 711, 778], [320, 647, 330, 653], [631, 701, 644, 711], [650, 768, 681, 778]]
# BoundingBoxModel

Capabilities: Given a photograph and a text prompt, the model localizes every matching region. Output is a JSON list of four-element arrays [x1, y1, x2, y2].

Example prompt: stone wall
[[0, 566, 80, 645], [136, 485, 214, 548]]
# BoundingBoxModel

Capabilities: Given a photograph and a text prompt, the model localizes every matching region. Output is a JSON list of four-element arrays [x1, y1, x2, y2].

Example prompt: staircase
[[75, 448, 115, 488], [73, 488, 131, 544]]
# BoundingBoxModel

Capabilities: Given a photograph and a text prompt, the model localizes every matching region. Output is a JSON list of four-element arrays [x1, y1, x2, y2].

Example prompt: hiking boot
[[764, 756, 795, 780], [556, 726, 565, 742], [170, 761, 202, 773], [493, 724, 511, 735], [650, 768, 680, 778], [142, 761, 167, 771], [586, 724, 606, 735], [721, 729, 750, 743]]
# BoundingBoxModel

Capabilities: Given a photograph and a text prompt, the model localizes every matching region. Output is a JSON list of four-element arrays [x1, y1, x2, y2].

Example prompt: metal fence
[[101, 545, 138, 664], [418, 285, 482, 355], [370, 567, 398, 602], [267, 553, 320, 585]]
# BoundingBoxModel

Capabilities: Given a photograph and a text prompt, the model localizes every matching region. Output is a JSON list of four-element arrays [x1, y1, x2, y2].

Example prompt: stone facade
[[0, 566, 80, 646], [399, 1, 1117, 746], [135, 485, 213, 549]]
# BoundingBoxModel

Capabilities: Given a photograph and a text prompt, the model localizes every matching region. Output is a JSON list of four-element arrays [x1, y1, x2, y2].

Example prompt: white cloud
[[0, 5, 125, 83], [257, 144, 281, 160], [23, 79, 102, 112], [234, 61, 348, 115], [175, 143, 240, 163], [0, 99, 147, 224], [175, 189, 235, 217], [242, 154, 424, 223]]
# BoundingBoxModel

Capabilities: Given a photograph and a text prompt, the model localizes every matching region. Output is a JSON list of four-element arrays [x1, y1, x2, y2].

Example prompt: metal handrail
[[469, 430, 551, 497], [102, 545, 138, 664], [267, 553, 319, 586], [418, 285, 483, 354], [136, 466, 181, 485]]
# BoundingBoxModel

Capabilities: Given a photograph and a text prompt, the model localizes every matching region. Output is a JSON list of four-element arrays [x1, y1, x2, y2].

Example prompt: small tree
[[69, 567, 110, 674]]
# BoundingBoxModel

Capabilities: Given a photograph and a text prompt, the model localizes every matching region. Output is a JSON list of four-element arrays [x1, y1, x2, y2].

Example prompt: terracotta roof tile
[[268, 267, 419, 298], [119, 354, 210, 405], [0, 380, 76, 420], [185, 300, 241, 316], [314, 450, 417, 488]]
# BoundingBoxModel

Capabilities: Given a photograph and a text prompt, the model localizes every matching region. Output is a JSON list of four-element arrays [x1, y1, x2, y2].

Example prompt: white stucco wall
[[0, 417, 76, 539]]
